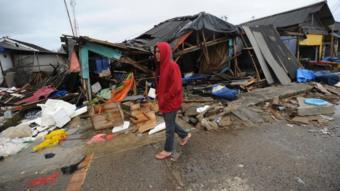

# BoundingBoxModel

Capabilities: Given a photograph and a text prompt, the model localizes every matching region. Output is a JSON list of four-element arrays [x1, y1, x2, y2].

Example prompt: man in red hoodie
[[154, 42, 192, 160]]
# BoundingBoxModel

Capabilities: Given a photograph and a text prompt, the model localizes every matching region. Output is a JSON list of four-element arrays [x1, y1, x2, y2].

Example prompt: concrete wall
[[13, 54, 67, 73], [0, 53, 14, 85]]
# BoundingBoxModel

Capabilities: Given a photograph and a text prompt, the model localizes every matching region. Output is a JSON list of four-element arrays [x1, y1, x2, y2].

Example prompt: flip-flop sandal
[[180, 133, 192, 146], [155, 152, 172, 160]]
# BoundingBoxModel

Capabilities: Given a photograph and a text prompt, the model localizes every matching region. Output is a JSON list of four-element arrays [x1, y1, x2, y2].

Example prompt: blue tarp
[[95, 59, 109, 73], [314, 70, 339, 85], [50, 90, 68, 97], [211, 84, 238, 100], [296, 68, 339, 85], [296, 68, 315, 83], [182, 73, 209, 83], [322, 57, 340, 63], [304, 98, 329, 106]]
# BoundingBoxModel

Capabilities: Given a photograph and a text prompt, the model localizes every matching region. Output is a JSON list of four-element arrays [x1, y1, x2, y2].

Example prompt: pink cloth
[[69, 50, 81, 72], [27, 171, 60, 188], [16, 86, 56, 104], [86, 134, 115, 144]]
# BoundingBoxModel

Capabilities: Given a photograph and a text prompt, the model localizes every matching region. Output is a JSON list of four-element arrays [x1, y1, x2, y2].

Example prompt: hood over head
[[156, 42, 172, 67]]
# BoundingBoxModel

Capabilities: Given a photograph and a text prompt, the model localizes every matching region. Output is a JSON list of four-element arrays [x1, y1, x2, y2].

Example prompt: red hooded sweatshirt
[[155, 42, 183, 113]]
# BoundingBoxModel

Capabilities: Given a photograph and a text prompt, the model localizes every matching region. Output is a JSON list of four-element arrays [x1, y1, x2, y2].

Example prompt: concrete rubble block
[[297, 97, 335, 116], [232, 107, 264, 124], [185, 106, 200, 117], [218, 114, 232, 127], [200, 118, 218, 131]]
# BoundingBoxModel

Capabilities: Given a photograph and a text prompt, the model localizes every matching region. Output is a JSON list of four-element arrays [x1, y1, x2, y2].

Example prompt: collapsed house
[[60, 12, 246, 100], [0, 37, 67, 87], [328, 21, 340, 57], [1, 3, 340, 163], [127, 12, 239, 74], [242, 1, 335, 62], [60, 35, 152, 100]]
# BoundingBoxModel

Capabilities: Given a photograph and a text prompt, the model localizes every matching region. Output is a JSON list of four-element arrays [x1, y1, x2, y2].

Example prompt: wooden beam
[[282, 31, 304, 36], [243, 26, 274, 84], [331, 32, 335, 57], [201, 30, 211, 73], [119, 56, 152, 74], [174, 37, 228, 57], [252, 31, 291, 85]]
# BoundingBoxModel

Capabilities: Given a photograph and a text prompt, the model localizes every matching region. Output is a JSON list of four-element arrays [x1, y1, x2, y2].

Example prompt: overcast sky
[[1, 0, 339, 50]]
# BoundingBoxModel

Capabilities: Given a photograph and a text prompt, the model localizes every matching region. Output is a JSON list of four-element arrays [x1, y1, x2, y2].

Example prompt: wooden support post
[[233, 39, 241, 77], [295, 35, 302, 67], [330, 31, 334, 57], [201, 30, 210, 73], [240, 31, 261, 80], [175, 55, 181, 62]]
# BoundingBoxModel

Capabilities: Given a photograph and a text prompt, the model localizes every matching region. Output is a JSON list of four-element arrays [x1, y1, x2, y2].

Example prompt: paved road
[[82, 118, 340, 191], [2, 106, 340, 191]]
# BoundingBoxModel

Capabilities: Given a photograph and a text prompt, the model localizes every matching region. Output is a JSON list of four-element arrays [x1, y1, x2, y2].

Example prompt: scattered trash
[[295, 176, 305, 185], [112, 121, 130, 133], [320, 115, 334, 121], [32, 129, 68, 152], [87, 133, 114, 144], [86, 134, 106, 144], [44, 153, 55, 159], [38, 99, 77, 128], [0, 137, 35, 157], [149, 122, 166, 135], [27, 171, 60, 188], [148, 88, 156, 99], [196, 105, 210, 113], [335, 82, 340, 87], [91, 82, 102, 94], [60, 156, 85, 174], [1, 122, 33, 139]]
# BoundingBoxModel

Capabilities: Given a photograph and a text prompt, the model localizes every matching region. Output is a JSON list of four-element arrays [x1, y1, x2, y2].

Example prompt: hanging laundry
[[69, 50, 81, 72]]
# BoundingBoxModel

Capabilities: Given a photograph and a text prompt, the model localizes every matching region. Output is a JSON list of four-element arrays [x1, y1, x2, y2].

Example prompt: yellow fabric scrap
[[32, 129, 68, 152]]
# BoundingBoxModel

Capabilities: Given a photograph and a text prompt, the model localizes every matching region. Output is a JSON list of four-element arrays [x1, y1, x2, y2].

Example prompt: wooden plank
[[260, 26, 298, 79], [242, 26, 274, 84], [174, 37, 228, 57], [119, 56, 152, 74], [66, 154, 93, 191], [252, 31, 291, 85], [201, 31, 211, 73]]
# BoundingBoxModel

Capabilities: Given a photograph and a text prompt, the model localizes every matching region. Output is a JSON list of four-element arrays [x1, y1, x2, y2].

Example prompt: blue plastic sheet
[[304, 98, 329, 106], [182, 73, 209, 83], [322, 57, 340, 63], [211, 85, 238, 100], [50, 90, 68, 97], [95, 59, 109, 73], [296, 68, 315, 83], [314, 70, 339, 85]]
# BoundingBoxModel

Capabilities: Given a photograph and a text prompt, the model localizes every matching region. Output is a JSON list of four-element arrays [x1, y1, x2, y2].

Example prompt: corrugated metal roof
[[79, 36, 150, 54], [0, 37, 61, 54], [242, 1, 334, 34], [128, 12, 237, 49]]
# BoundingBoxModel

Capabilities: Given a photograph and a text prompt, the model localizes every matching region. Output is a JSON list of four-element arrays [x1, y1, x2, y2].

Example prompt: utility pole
[[63, 0, 75, 36], [70, 0, 79, 36]]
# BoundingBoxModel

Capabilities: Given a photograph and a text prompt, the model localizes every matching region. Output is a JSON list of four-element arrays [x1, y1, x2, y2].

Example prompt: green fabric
[[79, 42, 122, 79], [97, 88, 112, 100]]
